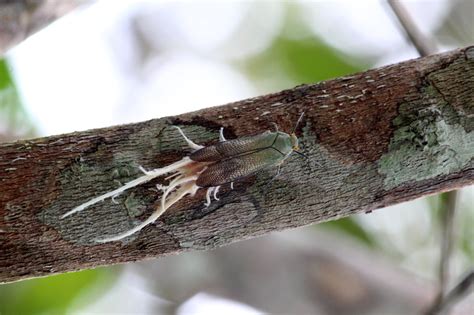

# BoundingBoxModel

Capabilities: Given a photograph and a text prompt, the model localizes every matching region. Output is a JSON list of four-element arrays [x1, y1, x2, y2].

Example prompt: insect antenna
[[294, 149, 322, 167], [291, 112, 305, 134], [293, 150, 308, 159]]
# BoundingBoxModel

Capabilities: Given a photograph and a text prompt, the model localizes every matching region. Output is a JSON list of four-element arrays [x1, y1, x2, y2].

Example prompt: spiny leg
[[219, 127, 226, 141], [213, 185, 220, 200], [204, 187, 215, 207], [174, 126, 204, 150], [138, 165, 151, 175], [111, 195, 120, 204]]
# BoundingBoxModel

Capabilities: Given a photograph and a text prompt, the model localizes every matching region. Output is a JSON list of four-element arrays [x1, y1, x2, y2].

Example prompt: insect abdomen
[[196, 147, 284, 187]]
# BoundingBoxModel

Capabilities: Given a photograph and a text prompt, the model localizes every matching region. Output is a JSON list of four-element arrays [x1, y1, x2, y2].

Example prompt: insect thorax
[[271, 132, 294, 156]]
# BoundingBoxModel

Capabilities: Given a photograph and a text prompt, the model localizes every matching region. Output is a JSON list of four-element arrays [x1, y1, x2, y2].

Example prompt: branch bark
[[1, 46, 473, 283]]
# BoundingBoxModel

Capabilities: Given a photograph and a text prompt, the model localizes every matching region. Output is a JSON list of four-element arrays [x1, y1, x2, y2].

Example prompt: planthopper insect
[[62, 113, 307, 243]]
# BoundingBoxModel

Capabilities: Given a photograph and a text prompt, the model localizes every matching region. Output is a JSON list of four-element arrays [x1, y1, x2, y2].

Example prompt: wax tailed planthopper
[[62, 113, 308, 243]]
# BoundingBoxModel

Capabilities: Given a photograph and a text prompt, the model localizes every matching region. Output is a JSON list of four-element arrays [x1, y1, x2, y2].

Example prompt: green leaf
[[0, 58, 12, 89], [241, 34, 365, 91], [0, 268, 117, 315], [0, 58, 36, 139]]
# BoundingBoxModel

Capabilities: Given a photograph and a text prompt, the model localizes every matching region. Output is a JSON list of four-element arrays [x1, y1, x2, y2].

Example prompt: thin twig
[[437, 192, 459, 302], [386, 0, 437, 56], [424, 269, 474, 315]]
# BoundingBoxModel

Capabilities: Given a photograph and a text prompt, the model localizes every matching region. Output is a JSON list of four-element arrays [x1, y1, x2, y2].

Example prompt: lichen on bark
[[378, 86, 474, 189]]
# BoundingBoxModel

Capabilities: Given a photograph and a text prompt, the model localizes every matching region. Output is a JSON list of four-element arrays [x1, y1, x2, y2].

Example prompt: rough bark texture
[[0, 0, 82, 56], [1, 46, 473, 283]]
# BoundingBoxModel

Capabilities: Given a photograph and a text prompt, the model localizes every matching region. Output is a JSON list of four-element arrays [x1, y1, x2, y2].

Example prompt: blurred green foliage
[[0, 58, 35, 140], [241, 3, 367, 92], [460, 206, 474, 261], [429, 192, 474, 262], [0, 268, 117, 315], [321, 217, 377, 248], [244, 36, 363, 89], [0, 59, 11, 88]]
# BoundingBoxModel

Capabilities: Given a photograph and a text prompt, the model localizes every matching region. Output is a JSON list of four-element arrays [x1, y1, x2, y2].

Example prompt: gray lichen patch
[[124, 192, 150, 218], [378, 90, 474, 189], [39, 158, 150, 245], [39, 121, 223, 245]]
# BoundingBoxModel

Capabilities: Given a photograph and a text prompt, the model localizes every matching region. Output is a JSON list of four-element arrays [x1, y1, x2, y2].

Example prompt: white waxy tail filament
[[62, 157, 192, 218], [95, 175, 198, 243]]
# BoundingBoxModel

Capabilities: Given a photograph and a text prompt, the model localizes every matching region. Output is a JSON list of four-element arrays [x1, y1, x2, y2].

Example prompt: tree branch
[[1, 46, 473, 283], [386, 0, 437, 56], [435, 191, 459, 305], [424, 269, 474, 315]]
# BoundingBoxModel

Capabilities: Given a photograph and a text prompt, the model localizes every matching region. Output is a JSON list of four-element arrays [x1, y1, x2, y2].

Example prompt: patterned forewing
[[190, 131, 277, 162], [196, 147, 284, 187]]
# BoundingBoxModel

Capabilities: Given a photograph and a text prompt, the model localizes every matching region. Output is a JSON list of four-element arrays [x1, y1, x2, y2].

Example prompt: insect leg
[[156, 184, 167, 192], [230, 182, 234, 190], [213, 185, 221, 200], [274, 165, 281, 179], [138, 165, 151, 175], [205, 187, 215, 207], [156, 173, 183, 192], [219, 127, 226, 141], [111, 195, 120, 204], [270, 122, 279, 132], [165, 172, 182, 180], [174, 126, 204, 150], [265, 165, 281, 189], [96, 176, 198, 243]]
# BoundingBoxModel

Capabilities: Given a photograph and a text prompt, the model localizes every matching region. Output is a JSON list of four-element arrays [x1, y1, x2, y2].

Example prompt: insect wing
[[196, 147, 284, 187], [190, 131, 277, 162]]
